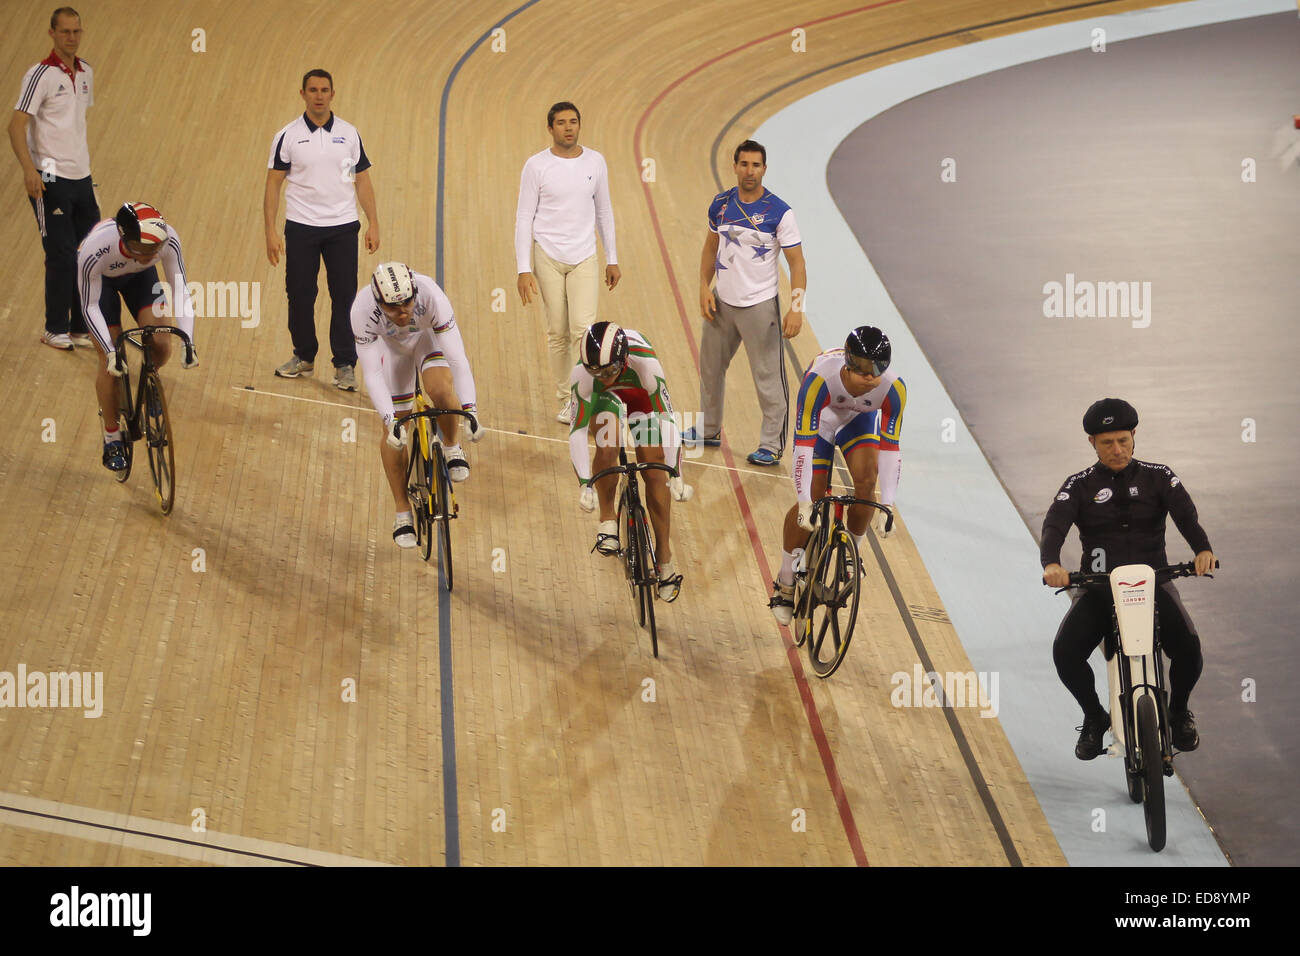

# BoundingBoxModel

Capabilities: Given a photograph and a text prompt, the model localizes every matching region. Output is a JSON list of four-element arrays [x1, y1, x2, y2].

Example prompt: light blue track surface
[[752, 0, 1290, 866]]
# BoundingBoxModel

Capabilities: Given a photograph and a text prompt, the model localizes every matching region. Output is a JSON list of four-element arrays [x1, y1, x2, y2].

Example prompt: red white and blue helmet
[[114, 202, 167, 246]]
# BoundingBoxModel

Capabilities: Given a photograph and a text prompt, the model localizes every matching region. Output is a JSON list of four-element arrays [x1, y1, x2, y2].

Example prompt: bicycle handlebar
[[814, 494, 894, 534], [114, 325, 195, 365], [1046, 560, 1219, 593], [590, 460, 679, 485], [394, 407, 475, 429]]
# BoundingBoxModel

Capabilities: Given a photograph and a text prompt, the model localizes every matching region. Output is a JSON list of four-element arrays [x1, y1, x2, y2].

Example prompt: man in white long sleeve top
[[353, 262, 481, 549], [77, 202, 198, 472], [514, 101, 621, 426]]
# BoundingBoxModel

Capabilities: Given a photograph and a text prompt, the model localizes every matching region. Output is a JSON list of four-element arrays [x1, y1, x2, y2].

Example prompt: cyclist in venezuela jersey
[[769, 326, 906, 624]]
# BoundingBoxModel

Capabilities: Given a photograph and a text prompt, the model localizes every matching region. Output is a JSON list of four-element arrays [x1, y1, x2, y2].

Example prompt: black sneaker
[[1074, 712, 1109, 760], [1170, 709, 1199, 751]]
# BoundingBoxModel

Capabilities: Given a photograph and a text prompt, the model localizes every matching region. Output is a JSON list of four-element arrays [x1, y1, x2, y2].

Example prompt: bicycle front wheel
[[791, 527, 826, 649], [1137, 694, 1166, 851], [406, 421, 433, 561], [806, 526, 860, 678], [112, 371, 133, 482], [633, 506, 659, 658], [434, 443, 453, 590], [616, 487, 636, 603], [142, 370, 175, 514]]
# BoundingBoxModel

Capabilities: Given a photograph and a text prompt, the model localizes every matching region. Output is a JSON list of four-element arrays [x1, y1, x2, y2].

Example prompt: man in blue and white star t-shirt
[[693, 139, 807, 467]]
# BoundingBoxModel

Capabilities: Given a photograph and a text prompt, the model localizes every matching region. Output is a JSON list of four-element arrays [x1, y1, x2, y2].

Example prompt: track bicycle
[[791, 493, 893, 678], [394, 393, 473, 591], [1049, 560, 1216, 852], [589, 440, 678, 659], [109, 325, 194, 516]]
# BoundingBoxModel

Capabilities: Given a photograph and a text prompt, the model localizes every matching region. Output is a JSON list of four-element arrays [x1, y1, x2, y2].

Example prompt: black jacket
[[1040, 458, 1212, 571]]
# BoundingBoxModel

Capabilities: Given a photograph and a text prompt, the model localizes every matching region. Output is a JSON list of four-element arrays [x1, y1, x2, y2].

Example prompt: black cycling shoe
[[1075, 711, 1109, 760], [102, 439, 128, 472], [1170, 709, 1199, 751]]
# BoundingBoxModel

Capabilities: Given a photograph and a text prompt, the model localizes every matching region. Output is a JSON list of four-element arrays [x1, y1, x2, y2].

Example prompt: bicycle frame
[[798, 493, 894, 579], [395, 390, 473, 580], [114, 325, 192, 436], [589, 421, 679, 658]]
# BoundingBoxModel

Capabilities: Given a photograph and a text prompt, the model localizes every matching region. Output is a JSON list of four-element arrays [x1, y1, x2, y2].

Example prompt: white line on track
[[232, 385, 788, 482]]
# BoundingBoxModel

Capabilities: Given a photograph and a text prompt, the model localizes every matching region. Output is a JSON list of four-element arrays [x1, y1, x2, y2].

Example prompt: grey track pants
[[698, 294, 788, 455]]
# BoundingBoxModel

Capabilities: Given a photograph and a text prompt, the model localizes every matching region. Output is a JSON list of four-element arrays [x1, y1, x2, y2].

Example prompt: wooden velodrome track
[[0, 0, 1171, 867]]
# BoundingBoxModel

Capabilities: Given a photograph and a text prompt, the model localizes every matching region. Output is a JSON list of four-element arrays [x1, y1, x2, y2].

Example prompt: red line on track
[[634, 0, 907, 868]]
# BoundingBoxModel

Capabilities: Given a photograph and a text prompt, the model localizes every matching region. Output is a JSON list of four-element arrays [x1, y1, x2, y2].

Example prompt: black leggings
[[1052, 582, 1203, 718]]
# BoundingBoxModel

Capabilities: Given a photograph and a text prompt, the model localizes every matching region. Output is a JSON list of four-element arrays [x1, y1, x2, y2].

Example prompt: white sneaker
[[557, 396, 573, 425], [69, 333, 94, 349], [40, 331, 73, 351]]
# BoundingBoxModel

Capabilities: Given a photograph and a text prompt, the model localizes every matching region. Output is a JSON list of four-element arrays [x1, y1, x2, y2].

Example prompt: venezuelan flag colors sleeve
[[791, 371, 831, 503], [875, 378, 906, 506], [877, 378, 905, 452]]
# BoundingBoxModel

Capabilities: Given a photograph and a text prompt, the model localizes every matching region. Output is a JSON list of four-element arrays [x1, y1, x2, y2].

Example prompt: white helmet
[[371, 262, 415, 306]]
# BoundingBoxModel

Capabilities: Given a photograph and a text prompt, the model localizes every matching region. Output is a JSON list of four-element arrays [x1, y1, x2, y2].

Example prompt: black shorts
[[99, 267, 164, 328]]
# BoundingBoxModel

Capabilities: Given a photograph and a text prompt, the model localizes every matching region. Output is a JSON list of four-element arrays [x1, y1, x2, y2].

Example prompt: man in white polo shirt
[[691, 139, 806, 467], [8, 7, 99, 351], [515, 101, 620, 425], [264, 68, 379, 391]]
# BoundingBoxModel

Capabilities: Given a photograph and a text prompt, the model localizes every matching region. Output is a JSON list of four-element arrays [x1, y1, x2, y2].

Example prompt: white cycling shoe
[[769, 580, 795, 625], [658, 559, 683, 603]]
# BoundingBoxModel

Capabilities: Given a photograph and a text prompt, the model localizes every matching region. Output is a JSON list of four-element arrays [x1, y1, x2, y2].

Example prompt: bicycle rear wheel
[[142, 369, 175, 514], [1137, 694, 1166, 851], [434, 443, 453, 591], [805, 526, 860, 678]]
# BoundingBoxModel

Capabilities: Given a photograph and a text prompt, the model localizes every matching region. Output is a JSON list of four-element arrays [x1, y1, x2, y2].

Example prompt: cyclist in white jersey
[[77, 202, 199, 471], [570, 322, 692, 601], [352, 262, 481, 549], [769, 326, 906, 624]]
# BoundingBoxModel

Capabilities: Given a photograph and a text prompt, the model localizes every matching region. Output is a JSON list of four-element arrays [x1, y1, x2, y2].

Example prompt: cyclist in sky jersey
[[77, 201, 199, 472]]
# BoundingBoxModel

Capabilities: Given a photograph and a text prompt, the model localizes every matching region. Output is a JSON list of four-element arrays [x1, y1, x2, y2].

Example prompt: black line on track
[[436, 0, 547, 870], [0, 802, 316, 866]]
